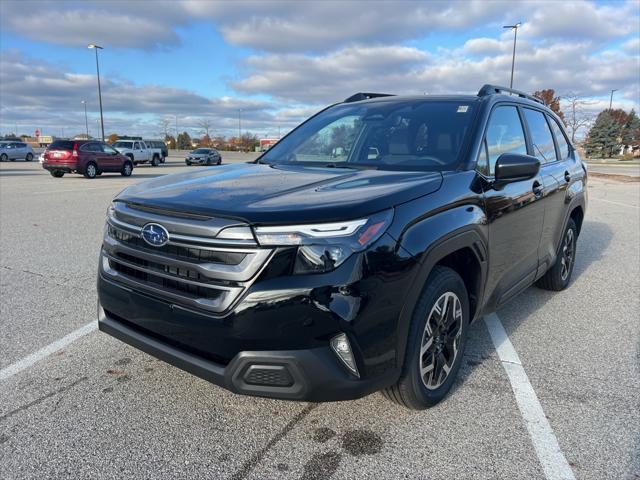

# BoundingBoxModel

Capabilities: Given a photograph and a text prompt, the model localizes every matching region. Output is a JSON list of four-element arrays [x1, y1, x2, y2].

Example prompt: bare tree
[[562, 92, 595, 143], [158, 117, 172, 138], [197, 118, 213, 138]]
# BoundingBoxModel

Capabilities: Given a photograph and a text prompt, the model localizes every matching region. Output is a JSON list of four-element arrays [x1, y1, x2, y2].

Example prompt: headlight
[[106, 201, 116, 217], [253, 209, 393, 274]]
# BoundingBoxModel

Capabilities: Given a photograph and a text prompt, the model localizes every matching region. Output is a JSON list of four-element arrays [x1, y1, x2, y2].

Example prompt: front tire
[[121, 161, 133, 177], [84, 162, 98, 179], [383, 266, 469, 410], [26, 153, 33, 161], [0, 153, 7, 162], [536, 218, 577, 291]]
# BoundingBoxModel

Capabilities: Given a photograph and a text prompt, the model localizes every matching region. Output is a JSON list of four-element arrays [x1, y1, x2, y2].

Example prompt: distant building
[[22, 135, 55, 147], [259, 138, 279, 151]]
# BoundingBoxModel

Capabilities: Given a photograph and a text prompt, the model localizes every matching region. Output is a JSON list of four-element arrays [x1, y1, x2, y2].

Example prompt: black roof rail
[[477, 84, 544, 105], [344, 92, 395, 103]]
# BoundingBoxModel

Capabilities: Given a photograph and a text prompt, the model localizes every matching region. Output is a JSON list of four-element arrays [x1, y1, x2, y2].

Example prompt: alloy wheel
[[87, 164, 96, 178], [419, 291, 463, 390], [560, 228, 575, 281]]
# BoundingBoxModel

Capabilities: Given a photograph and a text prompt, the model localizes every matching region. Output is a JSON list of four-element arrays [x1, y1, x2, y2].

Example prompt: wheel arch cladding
[[395, 226, 488, 369], [570, 205, 584, 236]]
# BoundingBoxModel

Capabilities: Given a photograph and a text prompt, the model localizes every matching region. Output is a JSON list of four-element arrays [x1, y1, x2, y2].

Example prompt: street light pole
[[609, 89, 618, 111], [88, 44, 105, 141], [503, 22, 521, 89], [238, 109, 242, 151], [81, 100, 89, 138]]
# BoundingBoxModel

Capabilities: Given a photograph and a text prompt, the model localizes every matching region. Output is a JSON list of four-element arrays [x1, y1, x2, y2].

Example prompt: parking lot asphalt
[[1, 155, 638, 480]]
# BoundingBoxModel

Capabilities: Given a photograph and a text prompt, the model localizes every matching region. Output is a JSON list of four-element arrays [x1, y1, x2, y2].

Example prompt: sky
[[0, 0, 638, 140]]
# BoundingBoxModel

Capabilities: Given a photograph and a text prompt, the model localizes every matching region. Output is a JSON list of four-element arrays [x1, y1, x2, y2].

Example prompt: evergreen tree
[[585, 112, 620, 158], [177, 131, 192, 150], [621, 109, 640, 147]]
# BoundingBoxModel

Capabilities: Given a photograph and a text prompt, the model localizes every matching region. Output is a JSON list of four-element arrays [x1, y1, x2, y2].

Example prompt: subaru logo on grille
[[141, 223, 169, 247]]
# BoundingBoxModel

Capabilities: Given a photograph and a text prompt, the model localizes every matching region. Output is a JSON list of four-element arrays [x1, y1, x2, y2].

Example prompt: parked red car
[[42, 140, 134, 178]]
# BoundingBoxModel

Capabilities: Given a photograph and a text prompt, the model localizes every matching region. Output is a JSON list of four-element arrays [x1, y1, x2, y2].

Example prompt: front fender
[[391, 201, 489, 367]]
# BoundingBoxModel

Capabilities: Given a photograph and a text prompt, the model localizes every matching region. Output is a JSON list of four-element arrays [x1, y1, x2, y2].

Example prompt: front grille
[[107, 257, 226, 301], [107, 225, 246, 265], [101, 202, 273, 314]]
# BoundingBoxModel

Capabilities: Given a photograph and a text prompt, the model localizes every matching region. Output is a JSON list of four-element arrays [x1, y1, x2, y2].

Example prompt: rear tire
[[536, 218, 577, 291], [26, 153, 33, 161], [50, 171, 64, 178], [186, 161, 191, 166], [151, 155, 160, 167], [383, 266, 469, 410], [121, 161, 133, 177], [0, 153, 7, 162], [84, 162, 98, 179]]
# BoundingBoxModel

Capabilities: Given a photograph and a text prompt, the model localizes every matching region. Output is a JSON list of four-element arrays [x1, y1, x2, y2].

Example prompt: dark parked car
[[185, 148, 222, 166], [43, 140, 133, 178], [98, 85, 586, 409]]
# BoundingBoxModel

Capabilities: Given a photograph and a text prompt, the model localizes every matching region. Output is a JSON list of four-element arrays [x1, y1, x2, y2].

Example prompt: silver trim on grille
[[107, 215, 257, 247], [101, 203, 273, 314], [103, 231, 272, 282]]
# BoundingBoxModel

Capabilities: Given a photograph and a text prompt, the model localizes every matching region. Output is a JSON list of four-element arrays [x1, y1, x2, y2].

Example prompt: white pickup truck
[[112, 140, 163, 166]]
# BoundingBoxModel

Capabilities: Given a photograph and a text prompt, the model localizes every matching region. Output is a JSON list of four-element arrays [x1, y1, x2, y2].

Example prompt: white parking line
[[0, 321, 97, 381], [484, 313, 576, 480]]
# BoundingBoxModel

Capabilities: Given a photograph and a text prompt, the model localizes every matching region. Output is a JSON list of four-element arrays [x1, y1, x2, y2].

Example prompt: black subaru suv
[[98, 85, 586, 409]]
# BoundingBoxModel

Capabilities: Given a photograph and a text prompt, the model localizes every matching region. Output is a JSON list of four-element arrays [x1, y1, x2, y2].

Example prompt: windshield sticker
[[457, 105, 469, 113]]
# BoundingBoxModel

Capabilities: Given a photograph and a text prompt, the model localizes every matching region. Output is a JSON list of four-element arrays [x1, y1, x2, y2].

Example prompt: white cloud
[[231, 40, 640, 107], [0, 51, 296, 137], [5, 1, 636, 53], [0, 0, 638, 136]]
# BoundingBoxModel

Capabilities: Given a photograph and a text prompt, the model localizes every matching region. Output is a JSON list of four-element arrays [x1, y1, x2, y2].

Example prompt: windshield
[[192, 149, 211, 154], [260, 100, 477, 171], [112, 141, 133, 148]]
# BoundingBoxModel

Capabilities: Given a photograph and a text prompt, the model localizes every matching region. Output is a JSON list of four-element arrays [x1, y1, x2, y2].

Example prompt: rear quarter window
[[548, 117, 571, 161]]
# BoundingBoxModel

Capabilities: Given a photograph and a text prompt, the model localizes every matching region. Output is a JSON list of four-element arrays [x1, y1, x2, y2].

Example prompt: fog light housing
[[330, 333, 359, 378]]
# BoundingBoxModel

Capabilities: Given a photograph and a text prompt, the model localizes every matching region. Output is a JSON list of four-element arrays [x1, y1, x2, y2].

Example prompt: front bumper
[[98, 297, 393, 402], [186, 157, 209, 164], [96, 228, 413, 402]]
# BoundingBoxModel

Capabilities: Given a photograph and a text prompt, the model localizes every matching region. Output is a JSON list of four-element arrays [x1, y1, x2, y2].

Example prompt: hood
[[117, 163, 442, 224]]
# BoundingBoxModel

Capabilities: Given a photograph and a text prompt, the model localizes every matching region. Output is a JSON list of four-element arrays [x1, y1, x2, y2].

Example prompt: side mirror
[[494, 153, 540, 183]]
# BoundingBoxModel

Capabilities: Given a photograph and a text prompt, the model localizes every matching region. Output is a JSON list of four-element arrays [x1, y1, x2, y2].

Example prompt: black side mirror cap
[[494, 153, 540, 184]]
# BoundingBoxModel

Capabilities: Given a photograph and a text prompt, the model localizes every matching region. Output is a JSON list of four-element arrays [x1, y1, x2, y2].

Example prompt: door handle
[[532, 180, 543, 196], [564, 171, 571, 182]]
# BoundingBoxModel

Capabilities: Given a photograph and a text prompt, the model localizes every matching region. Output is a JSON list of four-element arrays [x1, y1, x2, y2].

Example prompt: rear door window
[[523, 108, 558, 164], [482, 105, 528, 175]]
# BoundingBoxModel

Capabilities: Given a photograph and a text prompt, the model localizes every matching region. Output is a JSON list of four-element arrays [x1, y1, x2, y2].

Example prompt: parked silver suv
[[0, 141, 35, 161]]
